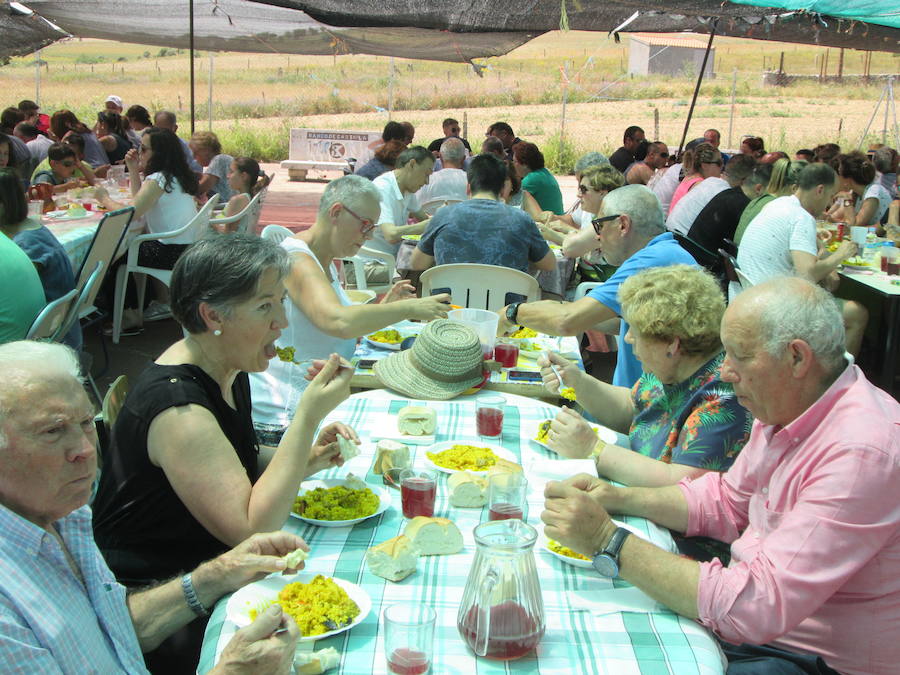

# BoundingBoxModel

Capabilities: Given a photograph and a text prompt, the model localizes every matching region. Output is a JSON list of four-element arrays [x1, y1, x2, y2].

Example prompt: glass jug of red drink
[[457, 519, 545, 660]]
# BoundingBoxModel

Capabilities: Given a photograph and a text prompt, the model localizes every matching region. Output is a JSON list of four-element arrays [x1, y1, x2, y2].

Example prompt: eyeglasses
[[577, 184, 592, 194], [591, 214, 620, 235], [59, 161, 76, 168], [342, 204, 376, 234], [658, 152, 669, 158]]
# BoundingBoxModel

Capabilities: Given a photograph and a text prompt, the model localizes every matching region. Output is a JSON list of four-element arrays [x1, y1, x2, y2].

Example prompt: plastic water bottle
[[863, 228, 878, 263]]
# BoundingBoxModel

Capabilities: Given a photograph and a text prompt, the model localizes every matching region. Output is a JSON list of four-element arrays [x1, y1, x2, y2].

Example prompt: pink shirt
[[667, 175, 703, 215], [679, 365, 900, 675]]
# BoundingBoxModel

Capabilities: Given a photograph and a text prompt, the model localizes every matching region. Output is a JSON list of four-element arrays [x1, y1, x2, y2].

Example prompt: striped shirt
[[0, 504, 148, 674]]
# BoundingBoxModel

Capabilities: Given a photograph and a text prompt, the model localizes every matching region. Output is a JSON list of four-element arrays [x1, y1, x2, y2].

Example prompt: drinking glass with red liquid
[[488, 472, 527, 521], [384, 604, 436, 675], [457, 520, 545, 660], [493, 342, 519, 368], [476, 395, 506, 440], [400, 469, 437, 518]]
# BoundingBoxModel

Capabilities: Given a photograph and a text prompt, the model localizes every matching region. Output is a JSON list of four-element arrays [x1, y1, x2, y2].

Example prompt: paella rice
[[293, 485, 379, 521], [368, 329, 403, 344], [547, 539, 590, 561], [250, 575, 360, 636], [426, 444, 498, 471]]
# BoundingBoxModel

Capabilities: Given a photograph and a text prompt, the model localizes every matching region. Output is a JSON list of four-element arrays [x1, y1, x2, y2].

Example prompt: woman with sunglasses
[[561, 164, 626, 259], [248, 174, 451, 446]]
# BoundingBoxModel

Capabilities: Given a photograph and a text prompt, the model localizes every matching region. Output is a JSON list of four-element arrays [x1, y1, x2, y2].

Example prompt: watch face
[[592, 553, 618, 578]]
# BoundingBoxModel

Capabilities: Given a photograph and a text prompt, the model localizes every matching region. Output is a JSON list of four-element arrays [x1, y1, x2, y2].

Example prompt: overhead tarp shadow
[[1, 5, 67, 61], [22, 0, 537, 62], [249, 0, 900, 52]]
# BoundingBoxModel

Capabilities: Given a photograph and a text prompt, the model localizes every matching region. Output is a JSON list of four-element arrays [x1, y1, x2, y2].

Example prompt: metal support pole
[[677, 20, 717, 155], [189, 0, 196, 134], [35, 49, 41, 105], [208, 52, 214, 131]]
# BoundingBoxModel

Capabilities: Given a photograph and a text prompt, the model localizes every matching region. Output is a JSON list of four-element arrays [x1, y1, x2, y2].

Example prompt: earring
[[213, 329, 222, 336], [666, 352, 673, 358]]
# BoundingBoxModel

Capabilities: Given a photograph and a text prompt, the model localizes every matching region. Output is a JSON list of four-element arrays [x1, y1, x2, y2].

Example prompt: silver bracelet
[[181, 573, 209, 617]]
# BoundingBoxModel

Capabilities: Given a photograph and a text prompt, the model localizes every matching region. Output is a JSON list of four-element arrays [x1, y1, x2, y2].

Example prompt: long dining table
[[198, 388, 726, 675]]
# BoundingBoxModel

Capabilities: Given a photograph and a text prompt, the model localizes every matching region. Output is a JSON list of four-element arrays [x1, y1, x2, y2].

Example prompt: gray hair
[[574, 152, 609, 174], [601, 184, 665, 238], [753, 278, 846, 373], [318, 174, 381, 219], [0, 341, 83, 446], [170, 234, 291, 334], [439, 137, 466, 165], [396, 145, 433, 169]]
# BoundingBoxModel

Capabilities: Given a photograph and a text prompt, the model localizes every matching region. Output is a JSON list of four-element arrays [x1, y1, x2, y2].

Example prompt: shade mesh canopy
[[250, 0, 900, 52], [1, 7, 67, 60], [21, 0, 537, 62]]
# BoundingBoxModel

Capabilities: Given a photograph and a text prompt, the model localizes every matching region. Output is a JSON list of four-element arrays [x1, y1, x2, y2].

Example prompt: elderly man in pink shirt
[[542, 276, 900, 675]]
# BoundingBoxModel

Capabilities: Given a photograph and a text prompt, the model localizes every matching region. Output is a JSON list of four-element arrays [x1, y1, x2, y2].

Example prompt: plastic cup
[[488, 472, 528, 521], [494, 342, 519, 368], [400, 469, 437, 518], [28, 200, 44, 218], [448, 308, 498, 360], [384, 604, 436, 675], [476, 394, 505, 440], [850, 226, 867, 246]]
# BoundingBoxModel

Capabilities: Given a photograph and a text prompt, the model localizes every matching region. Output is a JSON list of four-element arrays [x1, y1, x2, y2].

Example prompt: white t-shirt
[[736, 195, 817, 288], [26, 135, 53, 163], [666, 176, 729, 236], [652, 163, 681, 214], [856, 181, 892, 225], [249, 238, 356, 429], [415, 168, 467, 207], [371, 171, 414, 256], [145, 172, 198, 245]]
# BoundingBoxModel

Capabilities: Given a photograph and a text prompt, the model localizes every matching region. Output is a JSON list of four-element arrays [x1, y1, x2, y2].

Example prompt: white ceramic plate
[[526, 418, 618, 452], [423, 440, 518, 474], [225, 573, 371, 640], [841, 263, 874, 272], [290, 478, 391, 527], [364, 328, 417, 351], [543, 542, 594, 568], [46, 209, 93, 220]]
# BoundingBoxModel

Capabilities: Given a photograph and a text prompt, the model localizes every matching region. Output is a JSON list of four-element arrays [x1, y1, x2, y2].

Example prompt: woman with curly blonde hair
[[539, 264, 751, 487]]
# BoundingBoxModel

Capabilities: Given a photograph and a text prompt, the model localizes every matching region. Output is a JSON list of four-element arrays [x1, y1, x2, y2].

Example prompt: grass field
[[4, 32, 899, 168]]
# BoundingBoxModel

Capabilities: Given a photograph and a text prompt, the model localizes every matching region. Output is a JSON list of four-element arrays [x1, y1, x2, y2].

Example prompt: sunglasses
[[658, 152, 669, 158], [342, 204, 376, 235], [58, 160, 76, 168], [591, 213, 620, 235]]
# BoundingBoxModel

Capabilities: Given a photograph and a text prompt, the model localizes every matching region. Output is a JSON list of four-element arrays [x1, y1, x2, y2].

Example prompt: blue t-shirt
[[587, 232, 697, 388], [13, 222, 81, 350], [417, 199, 550, 273]]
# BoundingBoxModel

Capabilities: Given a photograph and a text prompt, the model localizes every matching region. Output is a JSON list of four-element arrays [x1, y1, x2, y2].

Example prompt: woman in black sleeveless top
[[95, 111, 132, 164]]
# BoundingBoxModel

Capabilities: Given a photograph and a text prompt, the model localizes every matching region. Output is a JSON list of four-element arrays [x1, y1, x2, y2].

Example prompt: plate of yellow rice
[[226, 573, 371, 640], [291, 478, 391, 527], [527, 419, 617, 452], [543, 538, 593, 568], [424, 441, 518, 474]]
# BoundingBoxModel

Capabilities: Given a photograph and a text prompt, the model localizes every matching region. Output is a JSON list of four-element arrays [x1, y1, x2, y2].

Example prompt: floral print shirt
[[629, 352, 751, 470]]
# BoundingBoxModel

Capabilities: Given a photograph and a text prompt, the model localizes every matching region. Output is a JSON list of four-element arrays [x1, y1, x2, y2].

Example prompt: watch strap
[[603, 527, 630, 560], [181, 573, 209, 617], [506, 301, 522, 325]]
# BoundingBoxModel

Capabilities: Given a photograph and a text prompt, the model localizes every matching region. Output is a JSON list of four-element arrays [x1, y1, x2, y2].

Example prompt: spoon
[[544, 350, 564, 394]]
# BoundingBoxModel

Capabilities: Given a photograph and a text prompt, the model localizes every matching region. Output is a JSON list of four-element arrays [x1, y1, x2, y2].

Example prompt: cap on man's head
[[105, 95, 123, 109]]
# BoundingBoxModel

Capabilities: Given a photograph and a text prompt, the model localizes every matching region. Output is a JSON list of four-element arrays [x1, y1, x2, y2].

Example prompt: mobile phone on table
[[507, 370, 542, 382], [357, 359, 377, 370]]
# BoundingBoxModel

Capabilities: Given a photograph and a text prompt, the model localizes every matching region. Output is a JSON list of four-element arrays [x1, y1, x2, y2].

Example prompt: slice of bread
[[282, 547, 309, 568], [488, 458, 523, 477], [337, 435, 360, 461], [294, 647, 340, 674], [366, 535, 419, 581], [403, 516, 463, 555], [398, 406, 437, 436], [372, 440, 410, 475], [448, 472, 487, 507]]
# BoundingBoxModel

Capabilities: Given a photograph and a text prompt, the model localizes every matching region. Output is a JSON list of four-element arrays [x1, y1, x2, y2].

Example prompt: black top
[[427, 136, 472, 153], [609, 146, 634, 174], [92, 363, 259, 586], [686, 186, 750, 254], [105, 133, 131, 164]]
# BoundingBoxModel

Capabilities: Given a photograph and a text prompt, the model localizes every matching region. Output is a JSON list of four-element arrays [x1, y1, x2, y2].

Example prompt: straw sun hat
[[373, 319, 485, 400]]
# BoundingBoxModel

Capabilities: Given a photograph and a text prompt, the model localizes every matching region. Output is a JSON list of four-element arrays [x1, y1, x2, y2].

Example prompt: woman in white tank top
[[250, 175, 451, 446]]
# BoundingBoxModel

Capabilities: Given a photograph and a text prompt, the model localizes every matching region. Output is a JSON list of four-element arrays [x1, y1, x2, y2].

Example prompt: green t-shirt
[[0, 233, 46, 343], [521, 167, 565, 215], [31, 158, 86, 183], [734, 193, 776, 245]]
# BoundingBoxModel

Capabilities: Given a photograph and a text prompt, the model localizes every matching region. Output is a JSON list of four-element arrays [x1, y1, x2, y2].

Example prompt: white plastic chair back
[[419, 197, 463, 216], [420, 263, 540, 312], [25, 289, 79, 341], [260, 224, 294, 244], [572, 281, 601, 301], [208, 191, 265, 236], [339, 246, 397, 293]]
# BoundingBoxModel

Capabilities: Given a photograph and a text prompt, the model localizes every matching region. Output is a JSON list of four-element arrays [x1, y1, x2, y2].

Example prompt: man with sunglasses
[[32, 143, 84, 194], [498, 184, 696, 388], [625, 142, 669, 186], [427, 117, 471, 155]]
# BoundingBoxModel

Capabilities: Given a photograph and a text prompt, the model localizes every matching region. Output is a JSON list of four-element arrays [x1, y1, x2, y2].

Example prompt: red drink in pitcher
[[458, 601, 544, 660]]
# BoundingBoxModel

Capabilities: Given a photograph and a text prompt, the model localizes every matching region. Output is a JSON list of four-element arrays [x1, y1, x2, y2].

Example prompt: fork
[[544, 350, 565, 393]]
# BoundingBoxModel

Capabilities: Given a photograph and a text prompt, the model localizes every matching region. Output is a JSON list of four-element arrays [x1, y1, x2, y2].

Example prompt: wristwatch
[[505, 301, 523, 325], [591, 527, 630, 578]]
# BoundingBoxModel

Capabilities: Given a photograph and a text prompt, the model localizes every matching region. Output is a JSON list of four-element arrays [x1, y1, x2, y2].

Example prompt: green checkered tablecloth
[[44, 213, 104, 272], [199, 390, 725, 675]]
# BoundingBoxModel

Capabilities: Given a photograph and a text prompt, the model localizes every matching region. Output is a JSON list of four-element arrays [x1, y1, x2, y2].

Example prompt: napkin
[[567, 587, 665, 615], [369, 430, 435, 446], [524, 458, 597, 492]]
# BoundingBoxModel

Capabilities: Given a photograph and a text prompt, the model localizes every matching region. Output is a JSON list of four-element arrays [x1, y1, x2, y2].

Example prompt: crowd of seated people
[[1, 102, 900, 675]]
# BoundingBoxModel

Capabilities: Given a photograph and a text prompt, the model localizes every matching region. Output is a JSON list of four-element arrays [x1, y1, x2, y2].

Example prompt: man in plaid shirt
[[0, 341, 303, 674]]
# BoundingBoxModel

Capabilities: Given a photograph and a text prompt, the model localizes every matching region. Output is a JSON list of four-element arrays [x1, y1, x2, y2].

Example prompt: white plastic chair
[[419, 197, 463, 216], [260, 224, 295, 244], [25, 289, 79, 341], [209, 190, 265, 236], [420, 263, 540, 312], [339, 245, 397, 293], [572, 281, 601, 301], [111, 195, 219, 343]]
